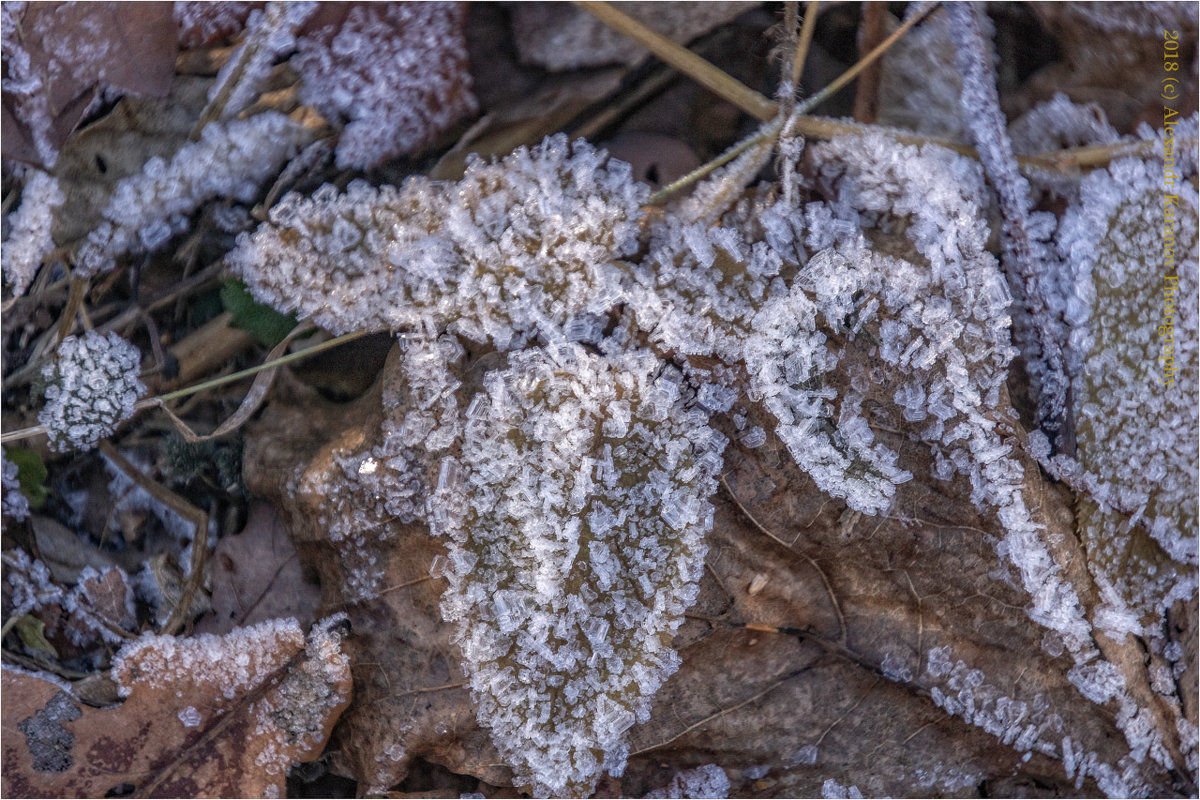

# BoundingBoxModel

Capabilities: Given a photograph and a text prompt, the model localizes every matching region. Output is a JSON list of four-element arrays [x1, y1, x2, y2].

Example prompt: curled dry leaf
[[196, 500, 321, 635], [1, 616, 351, 799]]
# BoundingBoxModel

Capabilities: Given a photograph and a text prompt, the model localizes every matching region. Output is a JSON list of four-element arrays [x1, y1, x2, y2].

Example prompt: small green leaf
[[220, 279, 298, 347], [5, 447, 49, 509], [14, 614, 58, 658]]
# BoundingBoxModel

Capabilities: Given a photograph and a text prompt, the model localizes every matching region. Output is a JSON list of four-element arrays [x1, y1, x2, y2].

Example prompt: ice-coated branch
[[947, 2, 1069, 442]]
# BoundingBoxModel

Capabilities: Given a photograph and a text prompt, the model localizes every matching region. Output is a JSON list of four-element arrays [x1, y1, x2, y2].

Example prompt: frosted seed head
[[38, 332, 145, 453]]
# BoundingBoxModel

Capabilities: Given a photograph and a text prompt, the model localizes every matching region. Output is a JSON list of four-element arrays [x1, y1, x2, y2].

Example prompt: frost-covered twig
[[948, 2, 1068, 440], [192, 1, 317, 135], [75, 112, 315, 279]]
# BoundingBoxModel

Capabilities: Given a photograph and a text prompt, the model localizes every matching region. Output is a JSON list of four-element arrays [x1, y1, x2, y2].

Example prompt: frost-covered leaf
[[243, 331, 1192, 797], [431, 343, 725, 796], [1057, 149, 1199, 631], [230, 134, 647, 346], [292, 1, 476, 169], [1, 617, 351, 799], [1, 1, 177, 167]]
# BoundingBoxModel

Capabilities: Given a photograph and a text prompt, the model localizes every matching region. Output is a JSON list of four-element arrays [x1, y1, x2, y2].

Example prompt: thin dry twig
[[572, 1, 778, 121]]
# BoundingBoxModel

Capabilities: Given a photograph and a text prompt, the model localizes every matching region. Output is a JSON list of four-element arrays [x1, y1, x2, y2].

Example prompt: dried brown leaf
[[2, 2, 177, 167], [1, 617, 351, 799], [196, 500, 321, 635], [242, 338, 1191, 796]]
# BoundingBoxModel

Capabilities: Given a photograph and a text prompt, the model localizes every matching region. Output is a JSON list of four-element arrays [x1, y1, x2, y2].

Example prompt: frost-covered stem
[[573, 1, 778, 121], [947, 2, 1068, 437], [650, 117, 784, 205], [0, 330, 368, 445], [191, 1, 316, 137]]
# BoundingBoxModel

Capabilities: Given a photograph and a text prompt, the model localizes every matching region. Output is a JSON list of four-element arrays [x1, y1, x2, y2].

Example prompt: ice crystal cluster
[[431, 343, 724, 796], [75, 112, 314, 278], [231, 134, 647, 346], [39, 331, 145, 452], [293, 2, 476, 170], [1, 170, 63, 296], [2, 452, 30, 521]]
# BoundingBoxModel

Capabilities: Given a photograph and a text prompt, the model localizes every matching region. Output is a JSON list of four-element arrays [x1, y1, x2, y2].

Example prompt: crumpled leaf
[[1, 1, 177, 168], [243, 334, 1193, 796], [512, 2, 757, 71], [1, 616, 351, 799], [196, 500, 321, 635]]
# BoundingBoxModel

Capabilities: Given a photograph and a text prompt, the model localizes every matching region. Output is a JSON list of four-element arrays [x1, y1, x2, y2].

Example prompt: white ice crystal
[[231, 134, 647, 347], [39, 331, 145, 452], [2, 452, 30, 521], [431, 342, 725, 797], [75, 111, 314, 278], [2, 170, 64, 296], [646, 764, 732, 799], [2, 549, 63, 616]]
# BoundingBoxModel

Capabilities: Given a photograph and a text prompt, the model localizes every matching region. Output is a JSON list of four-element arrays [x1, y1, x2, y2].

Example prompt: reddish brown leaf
[[1, 617, 351, 799]]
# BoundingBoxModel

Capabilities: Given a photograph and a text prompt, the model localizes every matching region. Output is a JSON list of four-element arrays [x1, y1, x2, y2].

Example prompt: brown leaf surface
[[1, 617, 351, 799], [244, 341, 1194, 797], [196, 500, 321, 635], [2, 2, 177, 167]]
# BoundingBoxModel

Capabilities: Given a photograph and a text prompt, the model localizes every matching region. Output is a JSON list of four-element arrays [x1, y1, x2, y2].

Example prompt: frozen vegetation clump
[[1, 170, 63, 296], [76, 112, 315, 278], [230, 134, 647, 347], [39, 331, 145, 453], [430, 343, 725, 797]]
